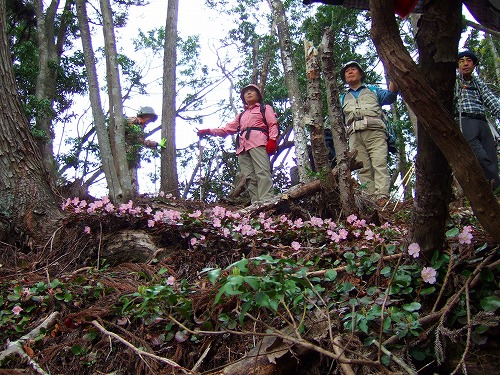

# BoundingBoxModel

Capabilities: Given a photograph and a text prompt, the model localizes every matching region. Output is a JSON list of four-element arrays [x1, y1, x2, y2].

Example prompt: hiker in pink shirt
[[198, 84, 279, 204]]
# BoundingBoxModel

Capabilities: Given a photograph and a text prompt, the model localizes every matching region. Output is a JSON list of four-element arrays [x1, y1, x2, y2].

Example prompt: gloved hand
[[158, 138, 167, 148], [197, 129, 211, 138], [266, 139, 277, 155]]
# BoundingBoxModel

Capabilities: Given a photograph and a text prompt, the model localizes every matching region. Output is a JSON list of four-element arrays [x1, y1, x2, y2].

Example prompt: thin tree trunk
[[304, 40, 334, 192], [75, 0, 122, 201], [0, 0, 62, 244], [319, 27, 357, 215], [34, 0, 74, 179], [100, 0, 133, 200], [486, 35, 500, 82], [369, 0, 500, 244], [268, 0, 310, 183], [160, 0, 180, 197]]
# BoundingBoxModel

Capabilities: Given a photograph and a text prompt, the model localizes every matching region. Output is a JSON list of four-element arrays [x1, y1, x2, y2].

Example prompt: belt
[[461, 112, 486, 122]]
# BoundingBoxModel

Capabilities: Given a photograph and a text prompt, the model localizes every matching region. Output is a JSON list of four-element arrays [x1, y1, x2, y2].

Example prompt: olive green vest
[[343, 87, 385, 135]]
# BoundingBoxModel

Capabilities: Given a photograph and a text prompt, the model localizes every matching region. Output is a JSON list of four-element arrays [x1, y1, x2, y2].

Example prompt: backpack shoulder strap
[[260, 103, 268, 127]]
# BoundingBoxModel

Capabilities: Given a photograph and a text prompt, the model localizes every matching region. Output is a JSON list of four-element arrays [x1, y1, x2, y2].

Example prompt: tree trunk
[[304, 40, 335, 192], [100, 0, 133, 200], [268, 0, 310, 183], [369, 0, 500, 244], [319, 27, 357, 216], [410, 0, 461, 255], [34, 0, 60, 179], [486, 34, 500, 82], [160, 0, 180, 197], [0, 0, 63, 244], [75, 0, 123, 202]]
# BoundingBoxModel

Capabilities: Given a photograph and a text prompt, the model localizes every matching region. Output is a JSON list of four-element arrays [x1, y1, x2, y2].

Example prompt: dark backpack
[[236, 103, 276, 148]]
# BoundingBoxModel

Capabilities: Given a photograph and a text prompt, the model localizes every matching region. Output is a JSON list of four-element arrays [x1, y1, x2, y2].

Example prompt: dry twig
[[91, 320, 192, 374]]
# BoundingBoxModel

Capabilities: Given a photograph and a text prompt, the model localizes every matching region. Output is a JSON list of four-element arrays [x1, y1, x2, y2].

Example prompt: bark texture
[[369, 0, 500, 244], [75, 0, 122, 202], [304, 40, 335, 192], [160, 0, 180, 197], [319, 27, 357, 216], [412, 0, 460, 254], [0, 0, 63, 244], [269, 0, 310, 183], [100, 0, 133, 200]]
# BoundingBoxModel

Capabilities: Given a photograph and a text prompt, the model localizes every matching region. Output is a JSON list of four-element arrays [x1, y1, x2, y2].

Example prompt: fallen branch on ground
[[0, 311, 60, 374], [91, 320, 192, 374]]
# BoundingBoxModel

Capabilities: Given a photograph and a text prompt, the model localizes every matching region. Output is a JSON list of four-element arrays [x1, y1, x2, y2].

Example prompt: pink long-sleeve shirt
[[208, 103, 279, 155]]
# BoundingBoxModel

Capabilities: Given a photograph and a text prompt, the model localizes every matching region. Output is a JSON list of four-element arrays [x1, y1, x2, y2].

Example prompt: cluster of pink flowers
[[406, 242, 438, 284]]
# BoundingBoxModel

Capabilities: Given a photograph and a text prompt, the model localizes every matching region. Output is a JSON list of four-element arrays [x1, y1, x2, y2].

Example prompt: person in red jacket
[[198, 84, 279, 204]]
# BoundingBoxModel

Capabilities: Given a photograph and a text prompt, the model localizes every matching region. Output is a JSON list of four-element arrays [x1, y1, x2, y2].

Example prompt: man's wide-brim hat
[[340, 61, 366, 84], [457, 51, 479, 66], [240, 84, 263, 104], [137, 106, 158, 122]]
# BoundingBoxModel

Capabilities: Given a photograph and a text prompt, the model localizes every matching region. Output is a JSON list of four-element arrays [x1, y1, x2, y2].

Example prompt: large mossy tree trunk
[[369, 0, 500, 247], [0, 0, 63, 245]]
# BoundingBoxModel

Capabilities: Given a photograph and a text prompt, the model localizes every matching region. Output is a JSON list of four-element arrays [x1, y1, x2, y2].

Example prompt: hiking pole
[[198, 137, 203, 201]]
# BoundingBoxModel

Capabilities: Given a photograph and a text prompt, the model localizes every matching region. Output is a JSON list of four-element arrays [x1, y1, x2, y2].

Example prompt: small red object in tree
[[394, 0, 419, 18]]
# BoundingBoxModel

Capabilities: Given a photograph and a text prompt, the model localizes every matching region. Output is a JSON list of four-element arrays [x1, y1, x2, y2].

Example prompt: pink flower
[[101, 196, 110, 205], [408, 243, 420, 258], [144, 206, 152, 215], [280, 215, 288, 223], [293, 218, 304, 228], [241, 224, 256, 236], [12, 305, 23, 315], [309, 217, 324, 227], [338, 228, 348, 240], [421, 267, 437, 284], [190, 238, 198, 246], [212, 206, 226, 218], [104, 203, 115, 213], [84, 226, 91, 234], [291, 241, 301, 250], [166, 276, 175, 286], [364, 229, 374, 240], [458, 226, 473, 245], [189, 210, 202, 218], [147, 220, 155, 228], [353, 219, 366, 228], [346, 214, 358, 224], [326, 219, 337, 230], [329, 231, 341, 243], [222, 228, 230, 237], [212, 218, 222, 228]]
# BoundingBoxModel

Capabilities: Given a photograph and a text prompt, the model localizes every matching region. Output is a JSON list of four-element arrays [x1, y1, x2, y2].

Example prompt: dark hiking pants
[[461, 116, 500, 189]]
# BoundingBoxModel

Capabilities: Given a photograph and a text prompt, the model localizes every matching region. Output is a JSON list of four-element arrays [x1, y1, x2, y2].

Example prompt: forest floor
[[0, 191, 499, 375]]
